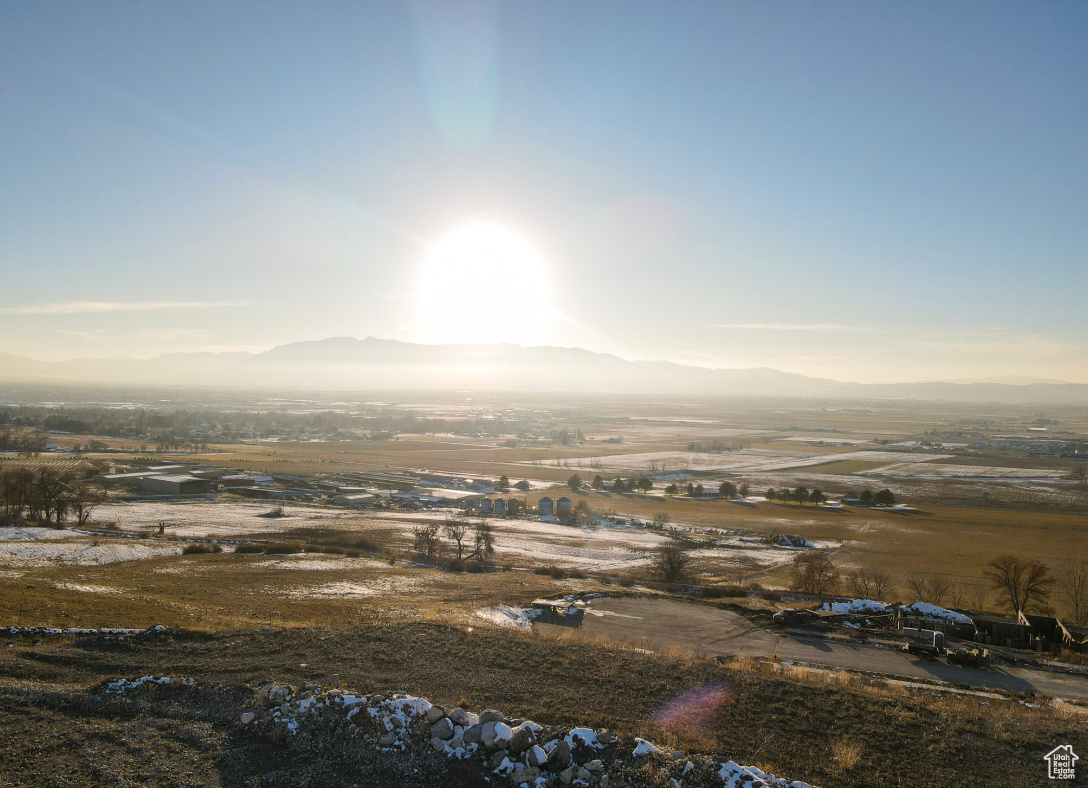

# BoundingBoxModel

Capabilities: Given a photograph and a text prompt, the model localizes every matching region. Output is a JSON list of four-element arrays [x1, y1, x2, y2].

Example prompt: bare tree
[[651, 511, 670, 529], [969, 583, 990, 613], [69, 483, 105, 528], [870, 567, 894, 600], [1059, 554, 1088, 626], [847, 568, 875, 599], [984, 554, 1054, 614], [35, 468, 71, 527], [790, 552, 838, 596], [947, 580, 968, 609], [655, 544, 691, 584], [0, 468, 34, 523], [469, 520, 495, 560], [411, 523, 440, 562], [905, 575, 928, 602], [846, 566, 895, 601], [926, 575, 951, 606], [444, 516, 470, 561]]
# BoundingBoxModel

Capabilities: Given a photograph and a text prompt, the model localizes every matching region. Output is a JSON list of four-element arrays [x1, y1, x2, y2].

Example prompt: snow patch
[[902, 602, 972, 624], [475, 605, 543, 631], [822, 599, 890, 614]]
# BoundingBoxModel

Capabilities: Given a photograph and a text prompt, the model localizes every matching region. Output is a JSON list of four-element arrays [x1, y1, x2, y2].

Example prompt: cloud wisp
[[0, 300, 250, 315]]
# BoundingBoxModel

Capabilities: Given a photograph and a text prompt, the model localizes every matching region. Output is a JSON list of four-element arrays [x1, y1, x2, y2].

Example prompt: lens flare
[[649, 683, 732, 734]]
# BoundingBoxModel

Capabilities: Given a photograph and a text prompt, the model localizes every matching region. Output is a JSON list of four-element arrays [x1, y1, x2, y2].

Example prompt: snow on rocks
[[632, 738, 662, 757], [475, 605, 543, 631], [5, 624, 166, 637], [718, 760, 812, 788], [104, 675, 194, 695], [181, 679, 821, 788], [821, 599, 891, 614], [774, 535, 815, 549], [901, 601, 972, 624]]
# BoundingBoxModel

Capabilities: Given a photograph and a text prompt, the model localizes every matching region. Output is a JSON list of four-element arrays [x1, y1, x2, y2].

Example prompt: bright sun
[[419, 223, 551, 345]]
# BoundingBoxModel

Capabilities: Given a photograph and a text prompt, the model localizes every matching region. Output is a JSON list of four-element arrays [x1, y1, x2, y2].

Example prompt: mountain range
[[1, 337, 1085, 403]]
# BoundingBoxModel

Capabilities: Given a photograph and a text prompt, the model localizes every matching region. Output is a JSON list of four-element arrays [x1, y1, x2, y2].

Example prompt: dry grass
[[1, 620, 1082, 788], [830, 736, 863, 770]]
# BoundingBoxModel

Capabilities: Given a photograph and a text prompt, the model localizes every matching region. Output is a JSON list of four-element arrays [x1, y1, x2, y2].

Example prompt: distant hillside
[[1, 337, 1086, 403]]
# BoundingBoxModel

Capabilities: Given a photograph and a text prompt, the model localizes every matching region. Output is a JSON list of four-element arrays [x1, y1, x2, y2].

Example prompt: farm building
[[1019, 612, 1064, 652], [972, 613, 1032, 649], [493, 498, 506, 515], [332, 493, 378, 507], [139, 475, 213, 496], [1058, 620, 1088, 653], [480, 499, 493, 514], [556, 496, 573, 518], [537, 497, 554, 517], [895, 603, 975, 639], [506, 498, 521, 515]]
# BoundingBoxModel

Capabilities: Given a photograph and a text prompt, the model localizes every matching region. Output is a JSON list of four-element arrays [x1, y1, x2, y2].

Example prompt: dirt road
[[534, 596, 1088, 700]]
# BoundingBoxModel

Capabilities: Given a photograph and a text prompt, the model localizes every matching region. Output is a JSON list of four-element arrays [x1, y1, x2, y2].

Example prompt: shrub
[[547, 566, 566, 580], [234, 543, 262, 554], [263, 542, 301, 555], [701, 584, 747, 599], [533, 566, 551, 576], [345, 549, 361, 558], [465, 560, 483, 573], [182, 543, 222, 555], [303, 544, 321, 553], [446, 558, 465, 573]]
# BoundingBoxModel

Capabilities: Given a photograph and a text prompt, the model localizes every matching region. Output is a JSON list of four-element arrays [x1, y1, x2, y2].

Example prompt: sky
[[1, 2, 1086, 383]]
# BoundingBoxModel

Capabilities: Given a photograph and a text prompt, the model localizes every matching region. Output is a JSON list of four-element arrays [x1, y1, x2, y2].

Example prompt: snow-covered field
[[860, 461, 1065, 479], [0, 540, 181, 567], [0, 526, 77, 542], [95, 501, 357, 537], [283, 576, 430, 599], [46, 499, 846, 574], [258, 555, 386, 571], [54, 582, 122, 594], [530, 448, 950, 474]]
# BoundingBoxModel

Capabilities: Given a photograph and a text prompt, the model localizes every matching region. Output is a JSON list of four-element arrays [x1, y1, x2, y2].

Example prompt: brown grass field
[[0, 620, 1083, 788]]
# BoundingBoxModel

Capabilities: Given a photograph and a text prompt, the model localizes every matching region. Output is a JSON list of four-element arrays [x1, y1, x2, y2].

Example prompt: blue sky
[[1, 2, 1085, 382]]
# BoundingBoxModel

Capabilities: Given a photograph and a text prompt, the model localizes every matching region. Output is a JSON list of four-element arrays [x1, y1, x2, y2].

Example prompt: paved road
[[533, 597, 1088, 700]]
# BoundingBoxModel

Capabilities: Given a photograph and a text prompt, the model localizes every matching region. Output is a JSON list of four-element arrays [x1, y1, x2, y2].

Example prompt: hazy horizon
[[2, 3, 1087, 384]]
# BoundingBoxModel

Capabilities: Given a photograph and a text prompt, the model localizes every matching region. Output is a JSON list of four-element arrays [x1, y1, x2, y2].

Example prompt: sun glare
[[419, 223, 551, 345]]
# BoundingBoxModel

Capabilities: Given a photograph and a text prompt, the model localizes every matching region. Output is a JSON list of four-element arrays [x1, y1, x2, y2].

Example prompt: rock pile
[[240, 680, 817, 788]]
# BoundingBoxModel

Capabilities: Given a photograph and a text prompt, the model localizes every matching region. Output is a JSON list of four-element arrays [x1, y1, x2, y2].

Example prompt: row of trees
[[494, 475, 531, 492], [0, 467, 104, 527], [788, 551, 1088, 624], [566, 472, 896, 508], [767, 487, 828, 504], [411, 516, 495, 564]]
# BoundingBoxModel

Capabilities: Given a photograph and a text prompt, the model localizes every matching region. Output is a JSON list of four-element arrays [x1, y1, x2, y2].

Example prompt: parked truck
[[902, 628, 945, 660]]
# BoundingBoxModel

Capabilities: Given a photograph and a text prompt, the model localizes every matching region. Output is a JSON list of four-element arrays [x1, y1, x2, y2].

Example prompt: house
[[556, 496, 573, 518], [537, 497, 554, 517]]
